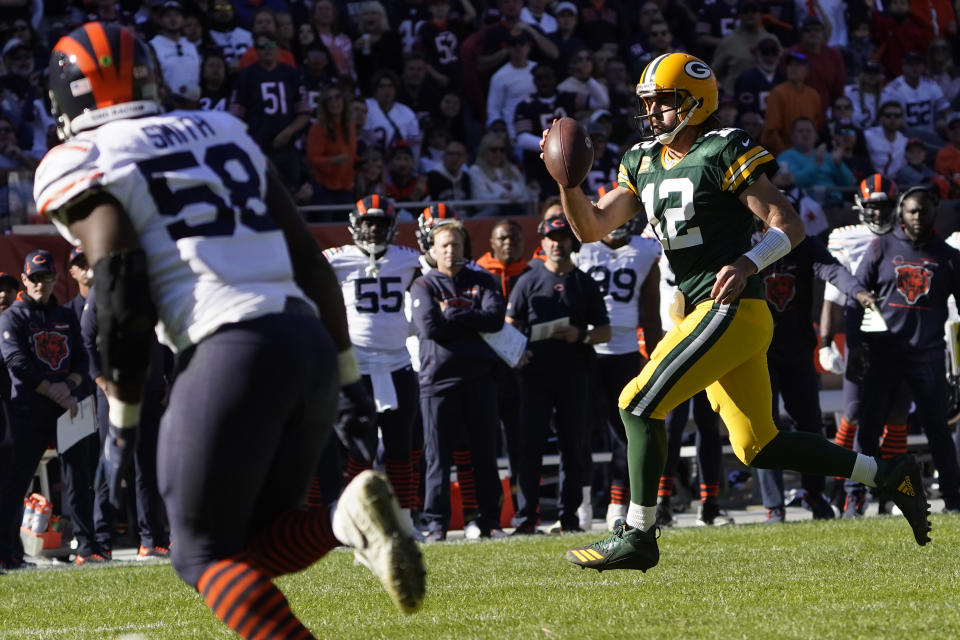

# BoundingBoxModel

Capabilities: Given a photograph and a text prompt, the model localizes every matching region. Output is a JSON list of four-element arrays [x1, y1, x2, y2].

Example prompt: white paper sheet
[[529, 317, 570, 342], [480, 323, 529, 368], [56, 396, 97, 454]]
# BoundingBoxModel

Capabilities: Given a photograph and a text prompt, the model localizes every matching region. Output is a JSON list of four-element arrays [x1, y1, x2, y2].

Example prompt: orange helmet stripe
[[873, 173, 881, 195], [371, 194, 380, 210], [118, 26, 135, 102], [437, 202, 446, 218], [53, 36, 106, 102], [356, 198, 367, 214]]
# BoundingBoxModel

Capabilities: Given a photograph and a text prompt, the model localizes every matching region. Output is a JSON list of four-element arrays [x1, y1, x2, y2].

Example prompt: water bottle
[[21, 496, 36, 529]]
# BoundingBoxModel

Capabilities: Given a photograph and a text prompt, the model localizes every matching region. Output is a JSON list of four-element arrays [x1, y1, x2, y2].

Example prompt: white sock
[[850, 454, 878, 487], [626, 502, 657, 532], [581, 486, 591, 507]]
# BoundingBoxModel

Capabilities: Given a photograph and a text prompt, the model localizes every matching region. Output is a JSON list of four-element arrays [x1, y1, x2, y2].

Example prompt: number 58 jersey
[[34, 110, 307, 353], [617, 127, 778, 307]]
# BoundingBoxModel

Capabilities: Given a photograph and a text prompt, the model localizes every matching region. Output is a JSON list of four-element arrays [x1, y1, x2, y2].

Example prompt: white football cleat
[[332, 470, 426, 614]]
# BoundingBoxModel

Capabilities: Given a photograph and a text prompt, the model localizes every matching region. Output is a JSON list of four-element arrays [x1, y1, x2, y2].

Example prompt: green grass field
[[1, 514, 958, 640]]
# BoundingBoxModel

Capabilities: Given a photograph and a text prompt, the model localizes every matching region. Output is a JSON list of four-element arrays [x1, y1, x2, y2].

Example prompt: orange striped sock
[[245, 506, 339, 578], [344, 454, 372, 485], [305, 475, 324, 510], [408, 448, 423, 511], [657, 477, 674, 499], [880, 423, 908, 459], [609, 483, 629, 505], [385, 457, 416, 509], [833, 418, 857, 480], [699, 483, 719, 501], [453, 450, 478, 510], [197, 556, 314, 640]]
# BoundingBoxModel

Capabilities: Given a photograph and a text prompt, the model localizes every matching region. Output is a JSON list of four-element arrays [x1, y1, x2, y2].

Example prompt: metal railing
[[298, 197, 541, 219]]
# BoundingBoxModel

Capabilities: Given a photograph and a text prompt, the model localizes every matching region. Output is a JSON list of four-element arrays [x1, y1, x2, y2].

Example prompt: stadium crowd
[[1, 0, 960, 566]]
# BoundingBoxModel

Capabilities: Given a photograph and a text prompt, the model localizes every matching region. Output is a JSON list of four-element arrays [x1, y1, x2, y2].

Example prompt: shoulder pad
[[34, 141, 104, 220]]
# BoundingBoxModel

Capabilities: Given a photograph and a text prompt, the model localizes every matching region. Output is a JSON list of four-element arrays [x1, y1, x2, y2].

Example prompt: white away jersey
[[824, 223, 878, 304], [880, 77, 949, 133], [34, 110, 307, 353], [323, 243, 421, 366], [575, 235, 661, 355]]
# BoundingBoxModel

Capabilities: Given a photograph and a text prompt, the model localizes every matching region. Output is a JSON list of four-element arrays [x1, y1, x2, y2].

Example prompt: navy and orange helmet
[[349, 194, 397, 254], [416, 202, 459, 254], [48, 22, 161, 140], [854, 173, 898, 235]]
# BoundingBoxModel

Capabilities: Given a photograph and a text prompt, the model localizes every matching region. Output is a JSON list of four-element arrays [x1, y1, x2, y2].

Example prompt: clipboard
[[481, 323, 529, 368]]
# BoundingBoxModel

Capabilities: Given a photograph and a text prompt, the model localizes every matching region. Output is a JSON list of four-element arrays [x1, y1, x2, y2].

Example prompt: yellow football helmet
[[635, 52, 719, 144]]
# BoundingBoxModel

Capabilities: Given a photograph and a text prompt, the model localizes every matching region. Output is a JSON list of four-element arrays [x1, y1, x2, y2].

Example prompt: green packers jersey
[[618, 127, 777, 307]]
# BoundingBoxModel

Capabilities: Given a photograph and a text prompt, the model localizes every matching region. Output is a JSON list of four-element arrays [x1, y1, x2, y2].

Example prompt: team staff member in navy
[[0, 250, 93, 569], [411, 221, 507, 540], [507, 212, 611, 534], [751, 224, 875, 522], [0, 271, 20, 495], [850, 185, 960, 513]]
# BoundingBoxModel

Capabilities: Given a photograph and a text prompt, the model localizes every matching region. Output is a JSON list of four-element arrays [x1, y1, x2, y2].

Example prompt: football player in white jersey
[[324, 194, 423, 532], [819, 174, 911, 515], [575, 208, 662, 531], [34, 23, 424, 638]]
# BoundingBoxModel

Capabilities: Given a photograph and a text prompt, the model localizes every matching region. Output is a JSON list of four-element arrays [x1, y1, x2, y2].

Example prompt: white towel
[[370, 370, 398, 412]]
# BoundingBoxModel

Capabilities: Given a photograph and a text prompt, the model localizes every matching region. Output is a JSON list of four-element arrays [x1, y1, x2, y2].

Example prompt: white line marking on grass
[[0, 621, 183, 638]]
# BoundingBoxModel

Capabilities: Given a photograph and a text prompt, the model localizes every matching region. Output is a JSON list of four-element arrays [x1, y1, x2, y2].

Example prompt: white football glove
[[818, 343, 844, 375]]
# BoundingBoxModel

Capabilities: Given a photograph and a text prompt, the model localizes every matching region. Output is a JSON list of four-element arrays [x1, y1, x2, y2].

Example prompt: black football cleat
[[875, 454, 931, 546], [565, 525, 660, 573]]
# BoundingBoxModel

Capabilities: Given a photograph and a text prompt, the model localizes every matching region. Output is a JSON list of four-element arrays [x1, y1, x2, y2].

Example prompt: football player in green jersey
[[556, 52, 932, 572]]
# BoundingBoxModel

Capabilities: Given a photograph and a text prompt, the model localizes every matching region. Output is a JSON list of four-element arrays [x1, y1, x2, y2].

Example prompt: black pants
[[516, 370, 588, 529], [158, 310, 338, 588], [756, 346, 828, 508], [421, 376, 502, 533]]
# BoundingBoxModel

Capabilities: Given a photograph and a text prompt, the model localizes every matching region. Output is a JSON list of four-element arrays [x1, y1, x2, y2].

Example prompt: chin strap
[[655, 102, 700, 145]]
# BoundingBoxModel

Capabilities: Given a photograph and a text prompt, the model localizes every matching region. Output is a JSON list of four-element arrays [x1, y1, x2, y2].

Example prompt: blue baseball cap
[[23, 250, 56, 277], [68, 246, 85, 265]]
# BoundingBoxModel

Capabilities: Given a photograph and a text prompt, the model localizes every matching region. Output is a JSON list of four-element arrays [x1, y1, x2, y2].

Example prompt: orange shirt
[[935, 143, 960, 178], [237, 47, 296, 69], [306, 121, 358, 191], [761, 81, 824, 156]]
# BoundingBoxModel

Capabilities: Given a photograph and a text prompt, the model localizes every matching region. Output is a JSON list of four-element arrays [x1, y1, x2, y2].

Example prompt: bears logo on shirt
[[893, 258, 935, 305], [33, 330, 70, 371], [763, 273, 796, 312]]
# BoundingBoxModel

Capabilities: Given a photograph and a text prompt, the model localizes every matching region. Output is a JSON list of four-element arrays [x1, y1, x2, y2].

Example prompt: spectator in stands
[[507, 213, 610, 534], [412, 221, 507, 540], [237, 8, 297, 69], [0, 114, 37, 230], [881, 51, 951, 146], [354, 147, 386, 202], [5, 19, 45, 71], [835, 124, 875, 185], [927, 39, 960, 107], [824, 95, 857, 135], [229, 33, 311, 192], [734, 35, 784, 115], [712, 2, 777, 97], [0, 272, 17, 312], [306, 84, 358, 211], [208, 1, 253, 69], [513, 64, 578, 198], [787, 15, 845, 116], [300, 41, 338, 113], [521, 0, 557, 35], [869, 0, 926, 79], [426, 140, 472, 203], [384, 142, 428, 207], [805, 0, 848, 48], [1, 35, 49, 162], [577, 0, 628, 53], [479, 0, 558, 78], [633, 20, 682, 75], [486, 30, 537, 141], [850, 185, 960, 515], [865, 100, 910, 177], [312, 0, 356, 80], [844, 18, 876, 81], [198, 52, 231, 112], [415, 0, 472, 90], [776, 116, 855, 196], [149, 0, 201, 106], [557, 45, 610, 118], [419, 124, 449, 174], [353, 1, 403, 92], [694, 0, 737, 63], [846, 59, 886, 130], [549, 1, 587, 78], [0, 250, 93, 568], [761, 52, 823, 155], [738, 110, 765, 142], [398, 52, 442, 124], [896, 137, 940, 189], [602, 57, 636, 145], [363, 69, 422, 162], [429, 92, 471, 149], [934, 113, 960, 197], [275, 11, 296, 56], [583, 122, 618, 195], [468, 132, 533, 217], [181, 10, 208, 52]]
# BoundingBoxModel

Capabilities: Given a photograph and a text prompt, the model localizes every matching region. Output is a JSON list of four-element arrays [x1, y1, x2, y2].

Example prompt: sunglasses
[[28, 273, 56, 284], [834, 103, 853, 110], [881, 112, 903, 118], [255, 40, 278, 49]]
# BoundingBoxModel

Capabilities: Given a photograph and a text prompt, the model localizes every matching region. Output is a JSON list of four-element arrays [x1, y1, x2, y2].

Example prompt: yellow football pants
[[618, 297, 778, 465]]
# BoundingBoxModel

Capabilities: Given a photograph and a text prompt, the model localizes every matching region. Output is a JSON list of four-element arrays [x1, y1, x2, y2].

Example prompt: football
[[543, 117, 594, 188]]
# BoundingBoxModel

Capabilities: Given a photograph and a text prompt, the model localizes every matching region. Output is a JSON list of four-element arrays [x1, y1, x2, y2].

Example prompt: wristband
[[338, 347, 360, 386], [743, 226, 792, 272], [108, 397, 141, 428], [581, 329, 591, 345]]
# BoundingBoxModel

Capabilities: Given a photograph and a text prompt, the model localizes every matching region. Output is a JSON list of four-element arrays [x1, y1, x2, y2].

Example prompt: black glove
[[336, 380, 377, 461], [102, 423, 137, 510]]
